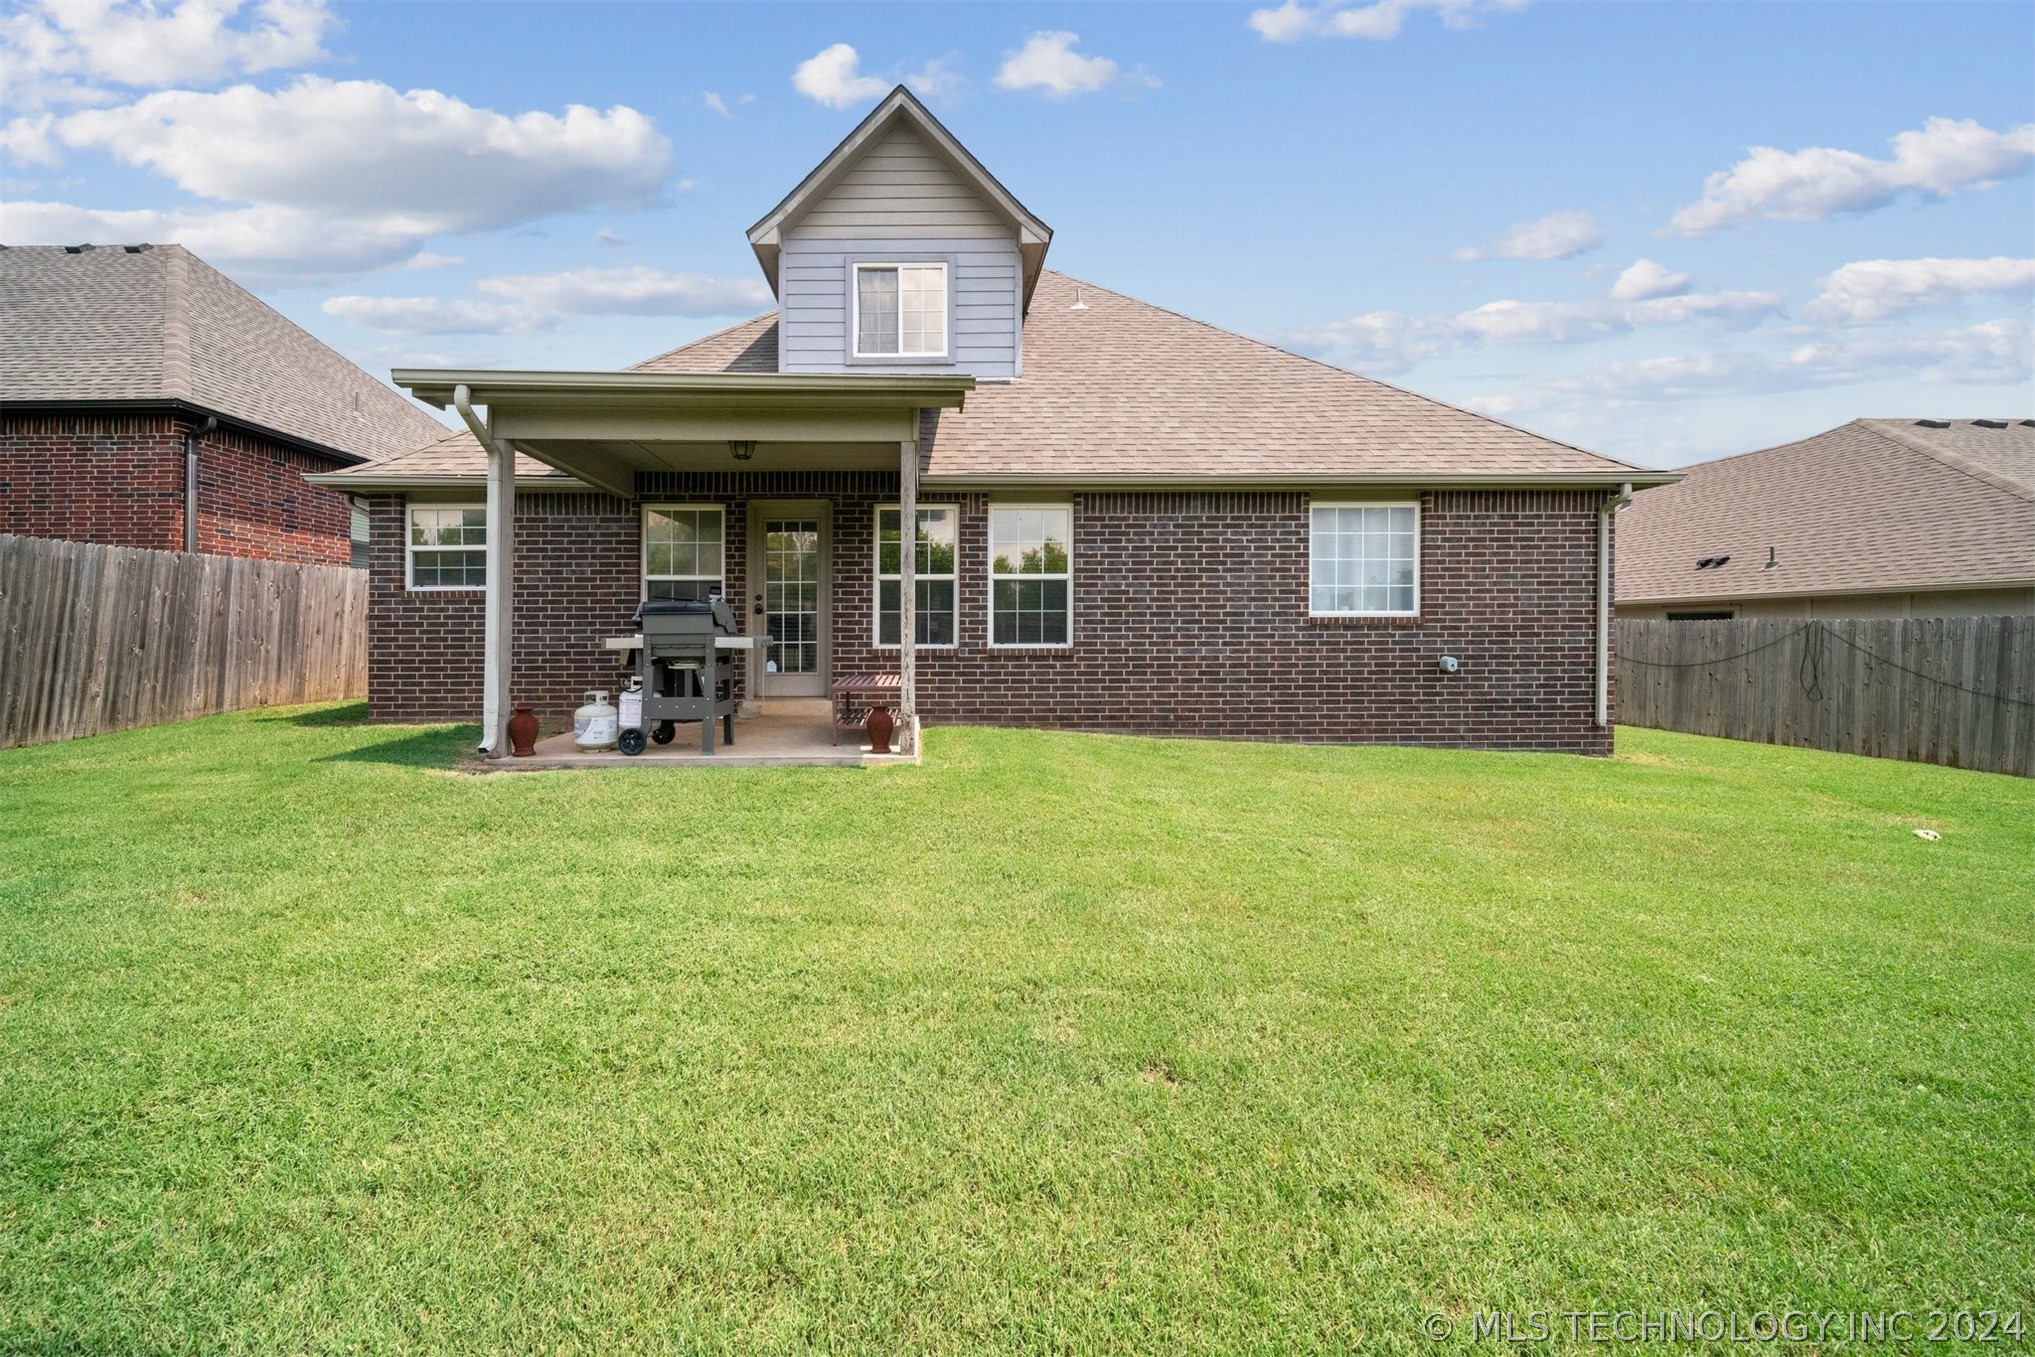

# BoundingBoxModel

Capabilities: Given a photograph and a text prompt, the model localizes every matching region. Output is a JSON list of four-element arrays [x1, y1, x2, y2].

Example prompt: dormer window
[[854, 262, 947, 358]]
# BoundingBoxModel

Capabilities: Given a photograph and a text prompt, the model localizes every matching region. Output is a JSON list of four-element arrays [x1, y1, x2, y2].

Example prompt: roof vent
[[1069, 286, 1088, 312], [1694, 555, 1732, 570], [63, 244, 94, 254], [1915, 419, 1951, 429], [1972, 419, 2007, 429], [122, 243, 151, 254]]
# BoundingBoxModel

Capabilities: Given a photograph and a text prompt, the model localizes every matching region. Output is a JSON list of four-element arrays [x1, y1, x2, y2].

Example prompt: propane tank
[[617, 677, 643, 737], [573, 689, 617, 750]]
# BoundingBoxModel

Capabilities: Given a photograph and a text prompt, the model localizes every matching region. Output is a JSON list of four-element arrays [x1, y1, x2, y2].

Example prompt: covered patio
[[393, 367, 974, 765]]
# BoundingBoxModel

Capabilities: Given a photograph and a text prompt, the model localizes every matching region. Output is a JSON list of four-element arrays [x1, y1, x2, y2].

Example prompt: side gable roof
[[745, 85, 1053, 309], [0, 243, 447, 463], [630, 271, 1662, 486], [1618, 419, 2035, 605]]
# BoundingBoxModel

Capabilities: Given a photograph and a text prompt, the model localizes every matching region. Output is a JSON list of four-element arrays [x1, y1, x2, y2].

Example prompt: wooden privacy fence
[[1618, 616, 2035, 778], [0, 533, 368, 749]]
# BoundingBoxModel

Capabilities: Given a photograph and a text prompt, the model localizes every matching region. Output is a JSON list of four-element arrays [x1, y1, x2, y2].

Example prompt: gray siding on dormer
[[777, 237, 1021, 377], [774, 121, 1022, 378]]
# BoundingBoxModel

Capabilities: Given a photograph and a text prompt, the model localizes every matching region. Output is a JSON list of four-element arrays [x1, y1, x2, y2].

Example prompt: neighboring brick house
[[317, 86, 1675, 755], [1619, 419, 2035, 620], [0, 243, 447, 565]]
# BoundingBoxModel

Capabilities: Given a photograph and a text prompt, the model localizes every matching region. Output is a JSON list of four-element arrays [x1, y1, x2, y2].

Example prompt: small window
[[1309, 503, 1418, 616], [643, 505, 725, 601], [989, 505, 1072, 646], [876, 505, 958, 647], [406, 504, 485, 590], [855, 263, 947, 357]]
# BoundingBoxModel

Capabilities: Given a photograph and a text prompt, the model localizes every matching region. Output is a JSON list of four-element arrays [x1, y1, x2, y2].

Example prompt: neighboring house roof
[[1618, 418, 2035, 606], [745, 85, 1053, 311], [634, 271, 1660, 485], [0, 243, 447, 464]]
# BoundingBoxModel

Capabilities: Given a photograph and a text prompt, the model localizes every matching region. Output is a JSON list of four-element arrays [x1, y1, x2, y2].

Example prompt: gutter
[[7, 398, 369, 467], [1597, 482, 1633, 728], [184, 415, 217, 552]]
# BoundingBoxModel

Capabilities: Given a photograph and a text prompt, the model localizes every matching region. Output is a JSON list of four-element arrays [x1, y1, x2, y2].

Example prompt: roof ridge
[[628, 311, 779, 371], [1038, 269, 1656, 478], [158, 244, 192, 401], [1860, 418, 2035, 504]]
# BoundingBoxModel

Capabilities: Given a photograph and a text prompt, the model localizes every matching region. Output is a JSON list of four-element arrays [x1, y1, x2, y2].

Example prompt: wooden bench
[[830, 673, 900, 746]]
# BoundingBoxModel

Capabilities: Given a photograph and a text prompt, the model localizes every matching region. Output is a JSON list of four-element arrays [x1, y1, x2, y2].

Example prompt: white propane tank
[[573, 689, 617, 750], [617, 678, 643, 736]]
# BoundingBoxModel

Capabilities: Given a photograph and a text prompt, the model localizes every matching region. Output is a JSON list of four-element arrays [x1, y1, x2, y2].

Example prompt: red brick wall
[[0, 411, 352, 565], [367, 477, 1616, 754]]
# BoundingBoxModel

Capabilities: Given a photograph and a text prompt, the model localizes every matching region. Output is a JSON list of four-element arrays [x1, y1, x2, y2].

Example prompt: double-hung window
[[989, 505, 1072, 646], [406, 504, 485, 590], [642, 505, 725, 601], [876, 505, 958, 647], [854, 262, 947, 358], [1309, 502, 1419, 617]]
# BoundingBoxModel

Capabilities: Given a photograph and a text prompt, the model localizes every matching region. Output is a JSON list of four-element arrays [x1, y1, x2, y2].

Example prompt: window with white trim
[[876, 505, 958, 647], [1309, 502, 1419, 616], [406, 504, 485, 590], [989, 505, 1072, 646], [854, 263, 947, 357], [642, 505, 725, 601]]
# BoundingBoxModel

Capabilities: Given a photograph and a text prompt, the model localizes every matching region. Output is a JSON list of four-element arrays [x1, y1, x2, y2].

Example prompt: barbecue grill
[[620, 598, 739, 755]]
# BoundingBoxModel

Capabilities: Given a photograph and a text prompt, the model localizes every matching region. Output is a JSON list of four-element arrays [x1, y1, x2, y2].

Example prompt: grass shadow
[[317, 723, 480, 769], [251, 700, 371, 727]]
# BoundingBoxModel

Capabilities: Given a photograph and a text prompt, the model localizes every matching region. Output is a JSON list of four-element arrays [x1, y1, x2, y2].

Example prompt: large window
[[989, 505, 1072, 647], [1309, 502, 1418, 617], [854, 263, 947, 358], [876, 505, 958, 647], [406, 504, 485, 590], [642, 506, 725, 601]]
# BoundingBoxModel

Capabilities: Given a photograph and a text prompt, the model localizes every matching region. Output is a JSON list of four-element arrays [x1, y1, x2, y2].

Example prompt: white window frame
[[1308, 500, 1421, 618], [640, 504, 727, 601], [851, 261, 950, 359], [873, 503, 960, 650], [987, 503, 1074, 649], [404, 502, 486, 592]]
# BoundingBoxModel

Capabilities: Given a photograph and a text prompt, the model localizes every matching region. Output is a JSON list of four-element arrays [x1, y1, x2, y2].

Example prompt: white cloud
[[993, 31, 1155, 98], [906, 55, 965, 102], [322, 295, 554, 336], [323, 267, 773, 337], [1610, 258, 1693, 302], [700, 90, 753, 118], [0, 113, 60, 166], [1453, 210, 1601, 262], [792, 43, 890, 109], [594, 227, 629, 247], [1265, 286, 1782, 371], [1, 0, 334, 107], [1666, 117, 2035, 237], [475, 266, 772, 318], [1550, 321, 2032, 403], [1805, 256, 2035, 325], [1248, 0, 1525, 42], [5, 76, 672, 281]]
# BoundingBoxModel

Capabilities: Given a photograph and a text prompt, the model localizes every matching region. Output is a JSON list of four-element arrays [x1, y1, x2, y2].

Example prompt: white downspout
[[455, 384, 509, 757], [1596, 481, 1633, 728]]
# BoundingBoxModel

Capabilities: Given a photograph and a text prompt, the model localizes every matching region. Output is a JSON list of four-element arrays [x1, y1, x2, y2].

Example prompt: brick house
[[1, 243, 446, 565], [316, 87, 1674, 756]]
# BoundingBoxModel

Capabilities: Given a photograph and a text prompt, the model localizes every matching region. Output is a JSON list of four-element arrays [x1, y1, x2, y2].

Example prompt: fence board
[[0, 534, 367, 749], [1618, 616, 2034, 778]]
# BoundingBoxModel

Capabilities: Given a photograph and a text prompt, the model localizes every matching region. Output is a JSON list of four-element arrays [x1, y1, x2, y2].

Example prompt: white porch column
[[898, 428, 918, 755], [482, 430, 516, 757]]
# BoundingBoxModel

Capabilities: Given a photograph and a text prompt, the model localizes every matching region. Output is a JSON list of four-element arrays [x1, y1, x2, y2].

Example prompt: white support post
[[483, 429, 516, 757], [898, 429, 918, 755]]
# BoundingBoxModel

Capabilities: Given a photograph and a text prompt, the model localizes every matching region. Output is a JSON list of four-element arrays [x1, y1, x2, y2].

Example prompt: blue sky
[[3, 0, 2030, 466]]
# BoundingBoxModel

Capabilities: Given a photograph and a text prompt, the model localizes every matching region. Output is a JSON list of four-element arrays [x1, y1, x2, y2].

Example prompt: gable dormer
[[747, 87, 1051, 379]]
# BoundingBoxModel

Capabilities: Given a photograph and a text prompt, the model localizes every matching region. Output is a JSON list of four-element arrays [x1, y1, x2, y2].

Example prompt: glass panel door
[[763, 518, 824, 697]]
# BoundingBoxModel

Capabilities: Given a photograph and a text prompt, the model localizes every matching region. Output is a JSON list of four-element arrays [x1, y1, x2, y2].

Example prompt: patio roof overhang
[[392, 368, 974, 497]]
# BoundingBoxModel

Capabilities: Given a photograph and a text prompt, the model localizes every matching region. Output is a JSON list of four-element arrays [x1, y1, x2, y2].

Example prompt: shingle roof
[[320, 429, 565, 482], [0, 243, 447, 463], [1617, 419, 2035, 605], [636, 271, 1656, 484]]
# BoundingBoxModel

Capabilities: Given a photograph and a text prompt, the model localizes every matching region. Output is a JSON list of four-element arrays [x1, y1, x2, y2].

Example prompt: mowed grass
[[0, 706, 2030, 1355]]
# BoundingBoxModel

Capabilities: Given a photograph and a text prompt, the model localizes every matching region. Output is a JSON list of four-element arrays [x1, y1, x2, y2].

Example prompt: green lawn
[[1, 707, 2030, 1354]]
